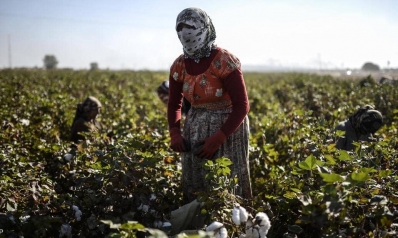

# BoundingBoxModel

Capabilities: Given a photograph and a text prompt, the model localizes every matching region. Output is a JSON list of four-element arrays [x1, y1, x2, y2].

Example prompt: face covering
[[175, 7, 217, 62], [177, 27, 208, 56]]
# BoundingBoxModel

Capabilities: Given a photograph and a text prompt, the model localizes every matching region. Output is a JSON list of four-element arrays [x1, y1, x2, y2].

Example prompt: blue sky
[[0, 0, 397, 70]]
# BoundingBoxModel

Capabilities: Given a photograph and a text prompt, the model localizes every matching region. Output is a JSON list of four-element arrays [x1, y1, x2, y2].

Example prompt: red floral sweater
[[167, 47, 250, 137]]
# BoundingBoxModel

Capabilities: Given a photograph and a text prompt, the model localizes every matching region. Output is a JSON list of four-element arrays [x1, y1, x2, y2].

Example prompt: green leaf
[[358, 167, 377, 174], [283, 191, 297, 200], [288, 224, 304, 234], [120, 221, 145, 230], [379, 170, 392, 178], [335, 130, 346, 137], [298, 155, 317, 170], [338, 150, 352, 161], [324, 154, 336, 165], [216, 157, 232, 167], [320, 173, 344, 183], [351, 172, 369, 182]]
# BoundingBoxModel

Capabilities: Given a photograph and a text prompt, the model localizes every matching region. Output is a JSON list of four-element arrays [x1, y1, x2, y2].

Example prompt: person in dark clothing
[[157, 80, 191, 116], [70, 96, 104, 143], [335, 105, 383, 151]]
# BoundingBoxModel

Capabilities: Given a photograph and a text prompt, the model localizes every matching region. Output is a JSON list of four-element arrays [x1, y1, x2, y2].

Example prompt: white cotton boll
[[206, 221, 224, 232], [75, 210, 82, 221], [239, 206, 249, 223], [254, 212, 271, 237], [63, 153, 73, 162], [137, 203, 143, 211], [232, 207, 241, 225], [20, 119, 30, 126], [162, 221, 172, 228], [20, 215, 30, 223], [142, 204, 149, 213], [153, 220, 163, 228], [259, 227, 267, 238], [215, 227, 228, 238], [60, 224, 72, 238], [245, 219, 254, 238], [150, 193, 156, 201], [72, 205, 79, 212], [251, 226, 260, 238]]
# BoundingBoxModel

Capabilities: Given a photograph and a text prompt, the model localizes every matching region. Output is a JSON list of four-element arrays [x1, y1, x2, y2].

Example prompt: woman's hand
[[196, 130, 227, 159], [170, 127, 188, 152]]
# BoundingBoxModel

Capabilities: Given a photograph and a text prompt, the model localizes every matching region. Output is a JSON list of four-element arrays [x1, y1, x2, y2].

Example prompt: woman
[[70, 96, 104, 143], [167, 7, 252, 203], [335, 105, 383, 151]]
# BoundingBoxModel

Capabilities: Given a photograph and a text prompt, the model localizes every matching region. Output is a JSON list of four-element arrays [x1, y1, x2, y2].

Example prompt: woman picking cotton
[[70, 96, 105, 143], [167, 7, 252, 204]]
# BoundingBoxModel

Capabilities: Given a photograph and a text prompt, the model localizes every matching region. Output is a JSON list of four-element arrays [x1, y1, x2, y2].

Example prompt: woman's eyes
[[177, 25, 196, 32]]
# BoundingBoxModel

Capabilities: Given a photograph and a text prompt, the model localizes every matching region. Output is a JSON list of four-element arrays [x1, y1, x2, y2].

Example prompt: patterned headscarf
[[157, 81, 169, 95], [176, 7, 217, 63], [81, 96, 102, 113], [349, 105, 383, 135], [72, 96, 102, 123]]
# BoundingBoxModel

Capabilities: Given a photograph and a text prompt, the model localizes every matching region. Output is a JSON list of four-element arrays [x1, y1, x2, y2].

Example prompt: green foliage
[[1, 69, 398, 237]]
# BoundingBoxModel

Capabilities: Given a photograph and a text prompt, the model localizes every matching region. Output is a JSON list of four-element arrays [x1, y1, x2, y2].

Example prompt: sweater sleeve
[[167, 74, 184, 130], [220, 68, 250, 137]]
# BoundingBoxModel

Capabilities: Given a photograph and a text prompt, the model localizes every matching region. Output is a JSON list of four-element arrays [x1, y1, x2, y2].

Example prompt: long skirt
[[181, 107, 252, 203]]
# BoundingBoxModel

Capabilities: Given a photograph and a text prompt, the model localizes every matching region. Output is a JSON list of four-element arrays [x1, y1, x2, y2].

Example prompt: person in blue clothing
[[335, 105, 383, 150]]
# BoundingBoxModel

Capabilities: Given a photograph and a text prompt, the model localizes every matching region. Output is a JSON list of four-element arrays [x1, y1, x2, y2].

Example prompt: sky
[[0, 0, 397, 71]]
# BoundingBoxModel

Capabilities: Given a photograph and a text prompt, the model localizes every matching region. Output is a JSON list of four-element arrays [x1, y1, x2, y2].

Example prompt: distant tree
[[43, 55, 58, 69], [361, 62, 380, 71], [90, 62, 99, 70]]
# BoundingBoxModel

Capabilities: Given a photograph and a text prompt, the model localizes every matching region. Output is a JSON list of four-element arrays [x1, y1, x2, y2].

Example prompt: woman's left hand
[[196, 131, 227, 159]]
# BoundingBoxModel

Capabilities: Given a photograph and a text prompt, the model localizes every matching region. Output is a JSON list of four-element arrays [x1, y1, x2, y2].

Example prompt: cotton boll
[[254, 212, 271, 237], [216, 227, 228, 238], [60, 224, 72, 238], [206, 221, 224, 232], [63, 153, 73, 162], [232, 207, 241, 225], [20, 215, 30, 223], [75, 210, 82, 221], [142, 204, 149, 213], [150, 193, 156, 201], [239, 206, 249, 223], [137, 203, 143, 211], [72, 205, 79, 212], [245, 218, 255, 238], [162, 221, 172, 227], [259, 227, 268, 238], [153, 220, 163, 228]]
